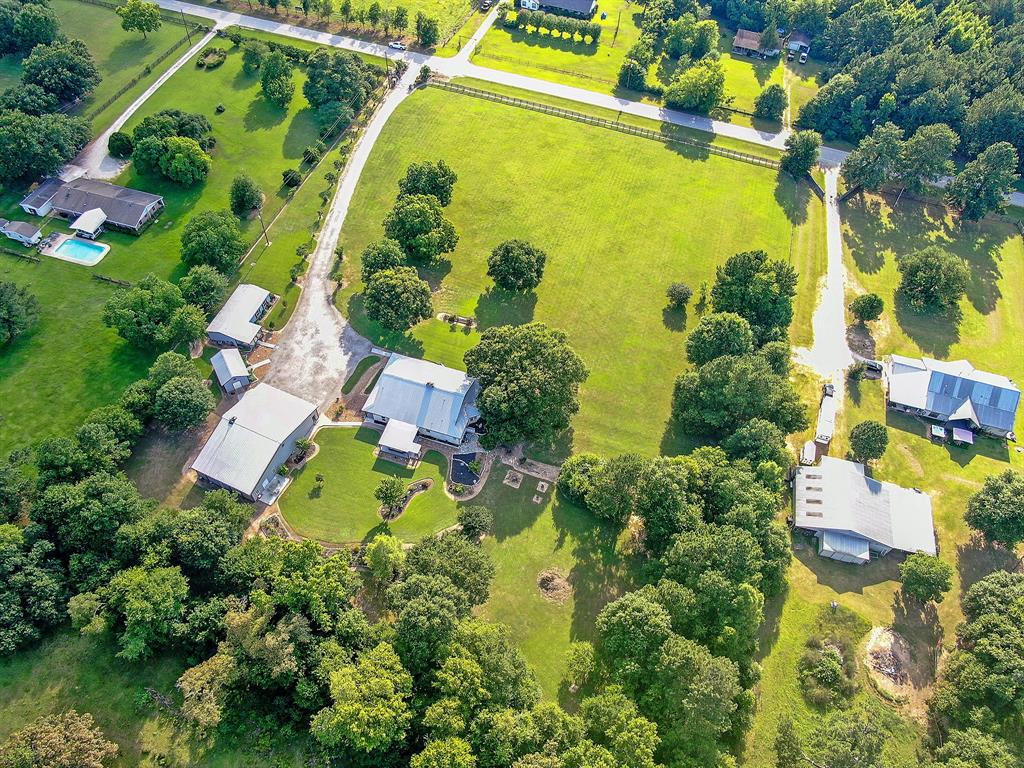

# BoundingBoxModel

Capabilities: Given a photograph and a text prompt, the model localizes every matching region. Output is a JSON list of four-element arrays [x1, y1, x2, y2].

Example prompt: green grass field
[[278, 427, 459, 543], [0, 40, 330, 455], [475, 470, 641, 699], [743, 193, 1024, 765], [336, 86, 824, 458]]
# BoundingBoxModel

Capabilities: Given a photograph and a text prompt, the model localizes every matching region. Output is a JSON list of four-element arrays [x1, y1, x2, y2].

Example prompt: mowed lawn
[[53, 0, 206, 134], [279, 427, 459, 543], [0, 42, 325, 455], [744, 196, 1024, 765], [336, 86, 824, 458], [475, 470, 641, 699], [0, 632, 307, 767]]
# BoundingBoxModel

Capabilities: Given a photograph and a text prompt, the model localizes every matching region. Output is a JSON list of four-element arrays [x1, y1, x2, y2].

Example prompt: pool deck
[[42, 233, 110, 267]]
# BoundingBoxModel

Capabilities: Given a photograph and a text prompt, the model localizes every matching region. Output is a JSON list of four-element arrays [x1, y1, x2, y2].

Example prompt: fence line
[[428, 80, 780, 169]]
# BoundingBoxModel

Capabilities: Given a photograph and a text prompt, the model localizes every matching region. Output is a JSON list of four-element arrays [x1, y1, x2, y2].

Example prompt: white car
[[388, 41, 407, 50], [799, 52, 808, 64]]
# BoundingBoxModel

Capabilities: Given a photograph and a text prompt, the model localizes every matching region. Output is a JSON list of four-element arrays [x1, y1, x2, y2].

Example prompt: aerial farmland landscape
[[0, 0, 1022, 766]]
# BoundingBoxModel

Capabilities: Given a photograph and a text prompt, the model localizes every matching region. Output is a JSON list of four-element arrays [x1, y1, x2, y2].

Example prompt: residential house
[[793, 456, 937, 564], [362, 353, 480, 457], [206, 284, 275, 350], [191, 384, 318, 501], [20, 178, 164, 234], [1, 220, 42, 246], [883, 355, 1020, 440], [519, 0, 597, 18], [732, 28, 780, 57], [211, 348, 252, 395]]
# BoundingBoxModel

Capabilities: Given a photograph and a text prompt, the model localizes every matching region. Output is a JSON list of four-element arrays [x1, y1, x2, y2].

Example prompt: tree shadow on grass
[[496, 26, 601, 59], [282, 106, 319, 160], [662, 306, 687, 332], [525, 427, 575, 465], [775, 174, 811, 226], [416, 257, 453, 292], [956, 533, 1018, 598], [754, 580, 789, 663], [658, 125, 713, 163], [659, 416, 701, 458], [243, 94, 289, 132], [475, 472, 547, 543], [474, 287, 537, 330], [892, 294, 961, 358], [890, 590, 941, 687]]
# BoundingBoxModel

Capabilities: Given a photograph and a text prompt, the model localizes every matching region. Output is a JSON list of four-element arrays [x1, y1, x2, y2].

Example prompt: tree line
[[501, 8, 603, 44]]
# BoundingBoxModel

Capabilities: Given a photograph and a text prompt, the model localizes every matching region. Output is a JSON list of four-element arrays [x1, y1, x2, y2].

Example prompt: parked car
[[389, 41, 407, 50], [787, 50, 795, 61], [799, 52, 808, 64], [481, 0, 492, 8]]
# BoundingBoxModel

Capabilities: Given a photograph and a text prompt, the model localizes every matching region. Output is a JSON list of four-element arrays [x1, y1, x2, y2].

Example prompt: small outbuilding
[[378, 418, 423, 460], [191, 383, 318, 501], [519, 0, 597, 16], [69, 208, 107, 239], [206, 284, 275, 350], [793, 456, 936, 564], [1, 220, 42, 246], [211, 348, 252, 394], [787, 31, 811, 53]]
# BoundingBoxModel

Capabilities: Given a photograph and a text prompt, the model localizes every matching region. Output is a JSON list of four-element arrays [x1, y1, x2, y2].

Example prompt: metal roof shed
[[207, 284, 272, 348], [70, 208, 107, 237], [379, 419, 422, 456]]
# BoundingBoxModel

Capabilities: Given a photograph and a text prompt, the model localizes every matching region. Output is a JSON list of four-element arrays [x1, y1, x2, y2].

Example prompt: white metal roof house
[[793, 456, 936, 564], [211, 348, 252, 394], [2, 220, 42, 246], [362, 354, 480, 452], [191, 384, 318, 501], [519, 0, 597, 17], [883, 355, 1020, 439], [206, 284, 274, 350]]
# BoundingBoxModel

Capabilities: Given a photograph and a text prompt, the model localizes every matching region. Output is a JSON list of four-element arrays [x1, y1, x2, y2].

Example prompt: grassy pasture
[[0, 40, 329, 455], [744, 193, 1024, 765], [278, 426, 459, 543], [336, 85, 824, 458]]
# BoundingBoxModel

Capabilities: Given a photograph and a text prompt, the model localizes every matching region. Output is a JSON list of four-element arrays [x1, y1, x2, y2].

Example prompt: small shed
[[2, 221, 42, 246], [379, 419, 422, 458], [787, 31, 811, 53], [211, 348, 251, 394], [70, 208, 107, 239]]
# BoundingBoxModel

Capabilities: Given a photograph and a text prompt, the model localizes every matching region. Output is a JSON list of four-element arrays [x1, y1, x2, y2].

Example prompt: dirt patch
[[897, 444, 925, 478], [537, 568, 572, 603], [864, 626, 932, 721]]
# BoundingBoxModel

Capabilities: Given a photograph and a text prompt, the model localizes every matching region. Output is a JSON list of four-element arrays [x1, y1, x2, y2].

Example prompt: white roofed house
[[191, 384, 318, 501], [362, 354, 480, 458], [793, 456, 937, 565], [211, 348, 252, 394], [206, 284, 275, 350], [1, 220, 42, 246], [883, 355, 1020, 440]]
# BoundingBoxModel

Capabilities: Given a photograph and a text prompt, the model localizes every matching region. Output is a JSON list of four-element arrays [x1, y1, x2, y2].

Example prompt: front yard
[[278, 426, 459, 543]]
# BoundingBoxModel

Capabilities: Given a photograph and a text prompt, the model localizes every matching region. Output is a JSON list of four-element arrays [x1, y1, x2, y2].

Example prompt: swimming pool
[[50, 236, 109, 266]]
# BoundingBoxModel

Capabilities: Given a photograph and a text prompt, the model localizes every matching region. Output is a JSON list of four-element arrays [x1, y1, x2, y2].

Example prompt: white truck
[[815, 383, 836, 444]]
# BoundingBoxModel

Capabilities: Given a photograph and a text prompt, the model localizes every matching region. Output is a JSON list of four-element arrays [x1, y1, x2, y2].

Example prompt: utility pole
[[181, 10, 193, 45], [256, 208, 270, 246]]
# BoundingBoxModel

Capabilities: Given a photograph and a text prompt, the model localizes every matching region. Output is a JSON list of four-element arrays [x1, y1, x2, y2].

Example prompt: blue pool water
[[54, 238, 107, 264]]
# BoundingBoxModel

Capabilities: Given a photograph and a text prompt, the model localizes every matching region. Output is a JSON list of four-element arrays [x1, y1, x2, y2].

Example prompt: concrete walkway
[[260, 67, 420, 408], [794, 167, 854, 403], [72, 28, 220, 179]]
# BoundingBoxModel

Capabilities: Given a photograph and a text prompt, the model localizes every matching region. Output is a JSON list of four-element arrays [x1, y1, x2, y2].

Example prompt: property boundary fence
[[428, 80, 780, 169], [73, 0, 207, 26]]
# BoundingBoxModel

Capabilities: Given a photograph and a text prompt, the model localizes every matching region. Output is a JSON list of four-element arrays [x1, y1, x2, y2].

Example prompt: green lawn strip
[[0, 42, 327, 455], [342, 354, 382, 393], [225, 26, 385, 67], [54, 0, 209, 134], [279, 426, 459, 543], [475, 471, 641, 699], [335, 86, 821, 457], [451, 76, 783, 161], [0, 632, 307, 767]]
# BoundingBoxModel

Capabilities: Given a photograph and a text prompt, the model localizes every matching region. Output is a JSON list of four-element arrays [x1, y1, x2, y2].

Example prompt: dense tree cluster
[[130, 108, 214, 186], [101, 274, 209, 349], [965, 469, 1024, 547], [303, 48, 379, 113], [0, 280, 39, 348], [487, 239, 547, 292], [896, 245, 970, 312], [116, 0, 162, 39], [0, 709, 118, 767], [383, 193, 459, 262], [180, 210, 247, 273], [564, 445, 790, 766], [505, 9, 602, 43], [260, 50, 295, 107], [927, 570, 1024, 764]]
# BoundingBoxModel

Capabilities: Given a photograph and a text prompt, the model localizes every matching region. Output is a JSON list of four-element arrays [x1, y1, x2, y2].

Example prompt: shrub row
[[504, 9, 602, 43]]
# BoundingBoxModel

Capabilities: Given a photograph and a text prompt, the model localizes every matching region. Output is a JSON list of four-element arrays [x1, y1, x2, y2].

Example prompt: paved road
[[73, 28, 220, 178], [261, 67, 420, 408]]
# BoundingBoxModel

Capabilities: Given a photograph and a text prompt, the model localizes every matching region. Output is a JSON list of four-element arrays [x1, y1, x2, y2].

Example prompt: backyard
[[743, 194, 1024, 764], [0, 35, 353, 455], [336, 85, 824, 458], [278, 426, 460, 543], [474, 469, 641, 699]]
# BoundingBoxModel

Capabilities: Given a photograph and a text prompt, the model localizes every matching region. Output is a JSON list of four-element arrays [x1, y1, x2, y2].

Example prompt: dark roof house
[[733, 28, 779, 56], [20, 178, 164, 234], [19, 178, 64, 215], [523, 0, 597, 18]]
